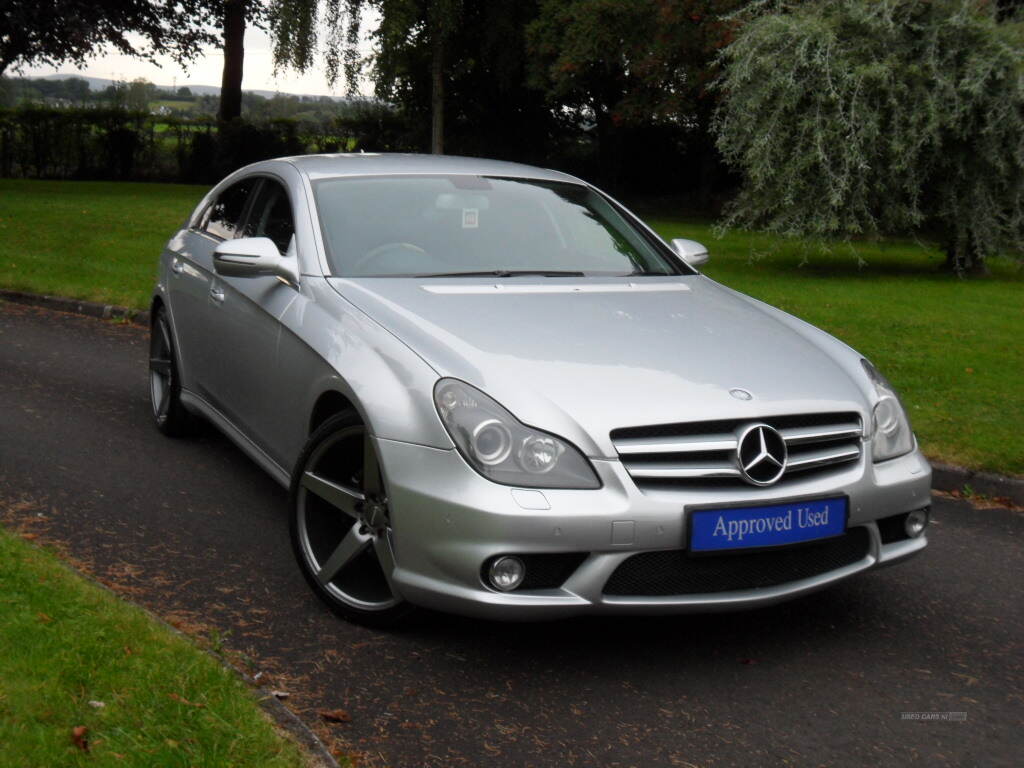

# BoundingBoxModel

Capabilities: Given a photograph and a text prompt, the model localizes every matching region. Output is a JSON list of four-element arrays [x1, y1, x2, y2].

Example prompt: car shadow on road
[[392, 576, 905, 674]]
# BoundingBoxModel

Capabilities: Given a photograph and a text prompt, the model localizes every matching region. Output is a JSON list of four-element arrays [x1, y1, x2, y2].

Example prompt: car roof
[[273, 152, 584, 184]]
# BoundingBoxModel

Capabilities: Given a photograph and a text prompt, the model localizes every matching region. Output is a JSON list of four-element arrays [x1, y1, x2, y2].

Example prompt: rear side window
[[243, 179, 295, 254], [203, 178, 258, 240]]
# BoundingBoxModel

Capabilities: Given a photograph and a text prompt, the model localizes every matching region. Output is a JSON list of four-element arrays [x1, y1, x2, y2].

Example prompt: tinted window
[[312, 175, 686, 277], [244, 180, 295, 253], [204, 178, 257, 240]]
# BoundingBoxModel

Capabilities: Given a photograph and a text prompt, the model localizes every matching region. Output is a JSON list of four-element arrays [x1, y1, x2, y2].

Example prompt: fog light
[[905, 508, 930, 538], [488, 556, 525, 591]]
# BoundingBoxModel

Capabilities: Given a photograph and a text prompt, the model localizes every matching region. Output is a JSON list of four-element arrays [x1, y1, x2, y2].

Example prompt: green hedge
[[0, 104, 412, 184]]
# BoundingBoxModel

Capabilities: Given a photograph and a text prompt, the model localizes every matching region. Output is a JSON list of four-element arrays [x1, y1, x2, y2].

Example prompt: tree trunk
[[218, 0, 246, 122], [429, 3, 444, 154], [941, 231, 990, 276]]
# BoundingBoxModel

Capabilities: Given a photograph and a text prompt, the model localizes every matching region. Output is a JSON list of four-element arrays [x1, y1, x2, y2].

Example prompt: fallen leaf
[[952, 673, 979, 686], [87, 700, 106, 709], [37, 613, 53, 624], [168, 693, 205, 708], [319, 709, 352, 723], [270, 690, 289, 700], [72, 726, 89, 752]]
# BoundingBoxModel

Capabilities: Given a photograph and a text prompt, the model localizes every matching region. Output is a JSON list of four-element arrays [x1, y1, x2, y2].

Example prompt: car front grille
[[611, 412, 863, 491], [603, 526, 871, 596]]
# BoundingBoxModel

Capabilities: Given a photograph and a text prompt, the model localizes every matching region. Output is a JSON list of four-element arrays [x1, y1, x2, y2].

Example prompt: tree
[[0, 1, 214, 78], [126, 78, 157, 112], [64, 77, 92, 105], [268, 0, 365, 93], [268, 0, 457, 153], [216, 0, 362, 122], [217, 0, 261, 121], [355, 0, 568, 158], [526, 0, 741, 192], [714, 0, 1024, 274]]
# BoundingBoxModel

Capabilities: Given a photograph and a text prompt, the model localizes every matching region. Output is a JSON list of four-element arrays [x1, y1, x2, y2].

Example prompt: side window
[[243, 179, 295, 254], [203, 178, 258, 240]]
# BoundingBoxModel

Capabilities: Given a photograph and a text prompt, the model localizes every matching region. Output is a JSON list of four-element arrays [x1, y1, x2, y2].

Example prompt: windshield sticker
[[462, 208, 479, 229]]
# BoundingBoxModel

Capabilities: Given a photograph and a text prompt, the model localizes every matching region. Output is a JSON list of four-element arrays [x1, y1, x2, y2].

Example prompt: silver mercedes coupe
[[149, 153, 931, 625]]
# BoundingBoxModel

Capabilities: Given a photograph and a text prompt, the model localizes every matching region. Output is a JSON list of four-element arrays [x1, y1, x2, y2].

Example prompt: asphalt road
[[1, 300, 1021, 767]]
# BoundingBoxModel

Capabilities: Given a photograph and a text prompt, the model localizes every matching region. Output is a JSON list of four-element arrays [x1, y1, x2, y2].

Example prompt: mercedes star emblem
[[736, 423, 788, 486]]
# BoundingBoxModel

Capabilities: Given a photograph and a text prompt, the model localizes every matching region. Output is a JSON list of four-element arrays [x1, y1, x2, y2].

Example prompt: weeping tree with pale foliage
[[714, 0, 1024, 274]]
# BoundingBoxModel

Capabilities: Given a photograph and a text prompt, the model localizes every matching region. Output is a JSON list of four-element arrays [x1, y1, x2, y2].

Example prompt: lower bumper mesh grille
[[603, 527, 871, 596]]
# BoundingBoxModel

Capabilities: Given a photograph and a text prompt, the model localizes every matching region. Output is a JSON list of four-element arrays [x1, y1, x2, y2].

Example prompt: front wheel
[[149, 307, 193, 437], [289, 411, 414, 627]]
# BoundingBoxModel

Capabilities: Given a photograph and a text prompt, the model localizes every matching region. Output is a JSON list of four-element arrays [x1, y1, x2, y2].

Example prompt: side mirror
[[671, 238, 710, 268], [213, 237, 299, 285]]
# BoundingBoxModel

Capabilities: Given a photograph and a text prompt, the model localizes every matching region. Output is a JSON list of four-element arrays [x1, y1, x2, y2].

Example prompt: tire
[[149, 306, 194, 437], [289, 410, 415, 627]]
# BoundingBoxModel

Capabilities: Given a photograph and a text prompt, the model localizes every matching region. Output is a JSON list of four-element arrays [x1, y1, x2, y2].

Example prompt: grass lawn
[[0, 527, 307, 767], [0, 178, 1020, 475], [0, 179, 205, 308]]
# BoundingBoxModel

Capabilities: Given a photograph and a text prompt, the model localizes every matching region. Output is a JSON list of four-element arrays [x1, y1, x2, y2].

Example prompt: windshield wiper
[[419, 270, 587, 278]]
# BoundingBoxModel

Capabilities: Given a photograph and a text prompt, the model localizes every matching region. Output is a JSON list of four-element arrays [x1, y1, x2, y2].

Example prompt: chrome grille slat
[[622, 462, 741, 479], [780, 423, 863, 445], [614, 433, 737, 455], [785, 445, 862, 472], [612, 412, 863, 490]]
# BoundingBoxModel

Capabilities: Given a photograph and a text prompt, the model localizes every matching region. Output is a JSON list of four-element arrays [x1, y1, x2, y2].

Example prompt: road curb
[[233, 670, 342, 768], [0, 289, 149, 326], [930, 462, 1024, 507], [2, 287, 1022, 506]]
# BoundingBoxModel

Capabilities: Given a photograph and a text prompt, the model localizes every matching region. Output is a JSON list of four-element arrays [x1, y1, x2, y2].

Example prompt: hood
[[328, 275, 870, 457]]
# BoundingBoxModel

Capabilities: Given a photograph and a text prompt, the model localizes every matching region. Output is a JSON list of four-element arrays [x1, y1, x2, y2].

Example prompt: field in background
[[0, 527, 305, 767], [0, 179, 1020, 475]]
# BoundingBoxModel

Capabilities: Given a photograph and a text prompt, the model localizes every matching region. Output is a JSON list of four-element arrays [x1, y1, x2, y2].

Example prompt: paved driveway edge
[[0, 289, 149, 326]]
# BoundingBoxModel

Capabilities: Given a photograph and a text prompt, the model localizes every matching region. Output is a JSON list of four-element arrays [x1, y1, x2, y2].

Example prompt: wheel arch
[[150, 294, 165, 323], [309, 389, 357, 435]]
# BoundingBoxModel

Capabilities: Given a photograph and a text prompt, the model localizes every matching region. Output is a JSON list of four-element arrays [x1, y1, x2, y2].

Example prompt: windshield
[[312, 175, 688, 277]]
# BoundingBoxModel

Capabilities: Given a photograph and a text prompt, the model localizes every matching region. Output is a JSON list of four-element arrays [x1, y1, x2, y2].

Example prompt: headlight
[[433, 378, 601, 489], [861, 359, 915, 462]]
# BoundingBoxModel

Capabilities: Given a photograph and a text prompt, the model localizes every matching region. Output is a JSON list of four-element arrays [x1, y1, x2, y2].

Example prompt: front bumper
[[379, 437, 931, 620]]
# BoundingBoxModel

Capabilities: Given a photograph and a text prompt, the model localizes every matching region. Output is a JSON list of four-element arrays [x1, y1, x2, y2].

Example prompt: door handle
[[171, 258, 184, 274], [210, 285, 225, 303]]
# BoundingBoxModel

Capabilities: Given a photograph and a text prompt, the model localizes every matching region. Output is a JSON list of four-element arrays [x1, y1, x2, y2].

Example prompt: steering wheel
[[353, 242, 427, 274]]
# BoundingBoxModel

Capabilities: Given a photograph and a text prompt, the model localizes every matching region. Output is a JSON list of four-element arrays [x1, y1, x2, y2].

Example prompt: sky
[[22, 20, 378, 98]]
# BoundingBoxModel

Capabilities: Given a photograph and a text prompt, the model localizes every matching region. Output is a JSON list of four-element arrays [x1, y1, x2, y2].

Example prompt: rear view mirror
[[671, 238, 710, 268], [213, 237, 299, 285]]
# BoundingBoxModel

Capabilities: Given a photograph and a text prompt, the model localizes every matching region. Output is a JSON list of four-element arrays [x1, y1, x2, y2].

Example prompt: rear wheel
[[289, 411, 414, 627], [149, 307, 193, 436]]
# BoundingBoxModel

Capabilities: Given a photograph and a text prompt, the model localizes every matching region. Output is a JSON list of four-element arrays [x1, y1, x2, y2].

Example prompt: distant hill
[[30, 74, 345, 102]]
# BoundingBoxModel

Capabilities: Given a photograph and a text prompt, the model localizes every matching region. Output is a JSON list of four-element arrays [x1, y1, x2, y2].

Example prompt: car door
[[203, 176, 300, 463], [166, 177, 259, 398]]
